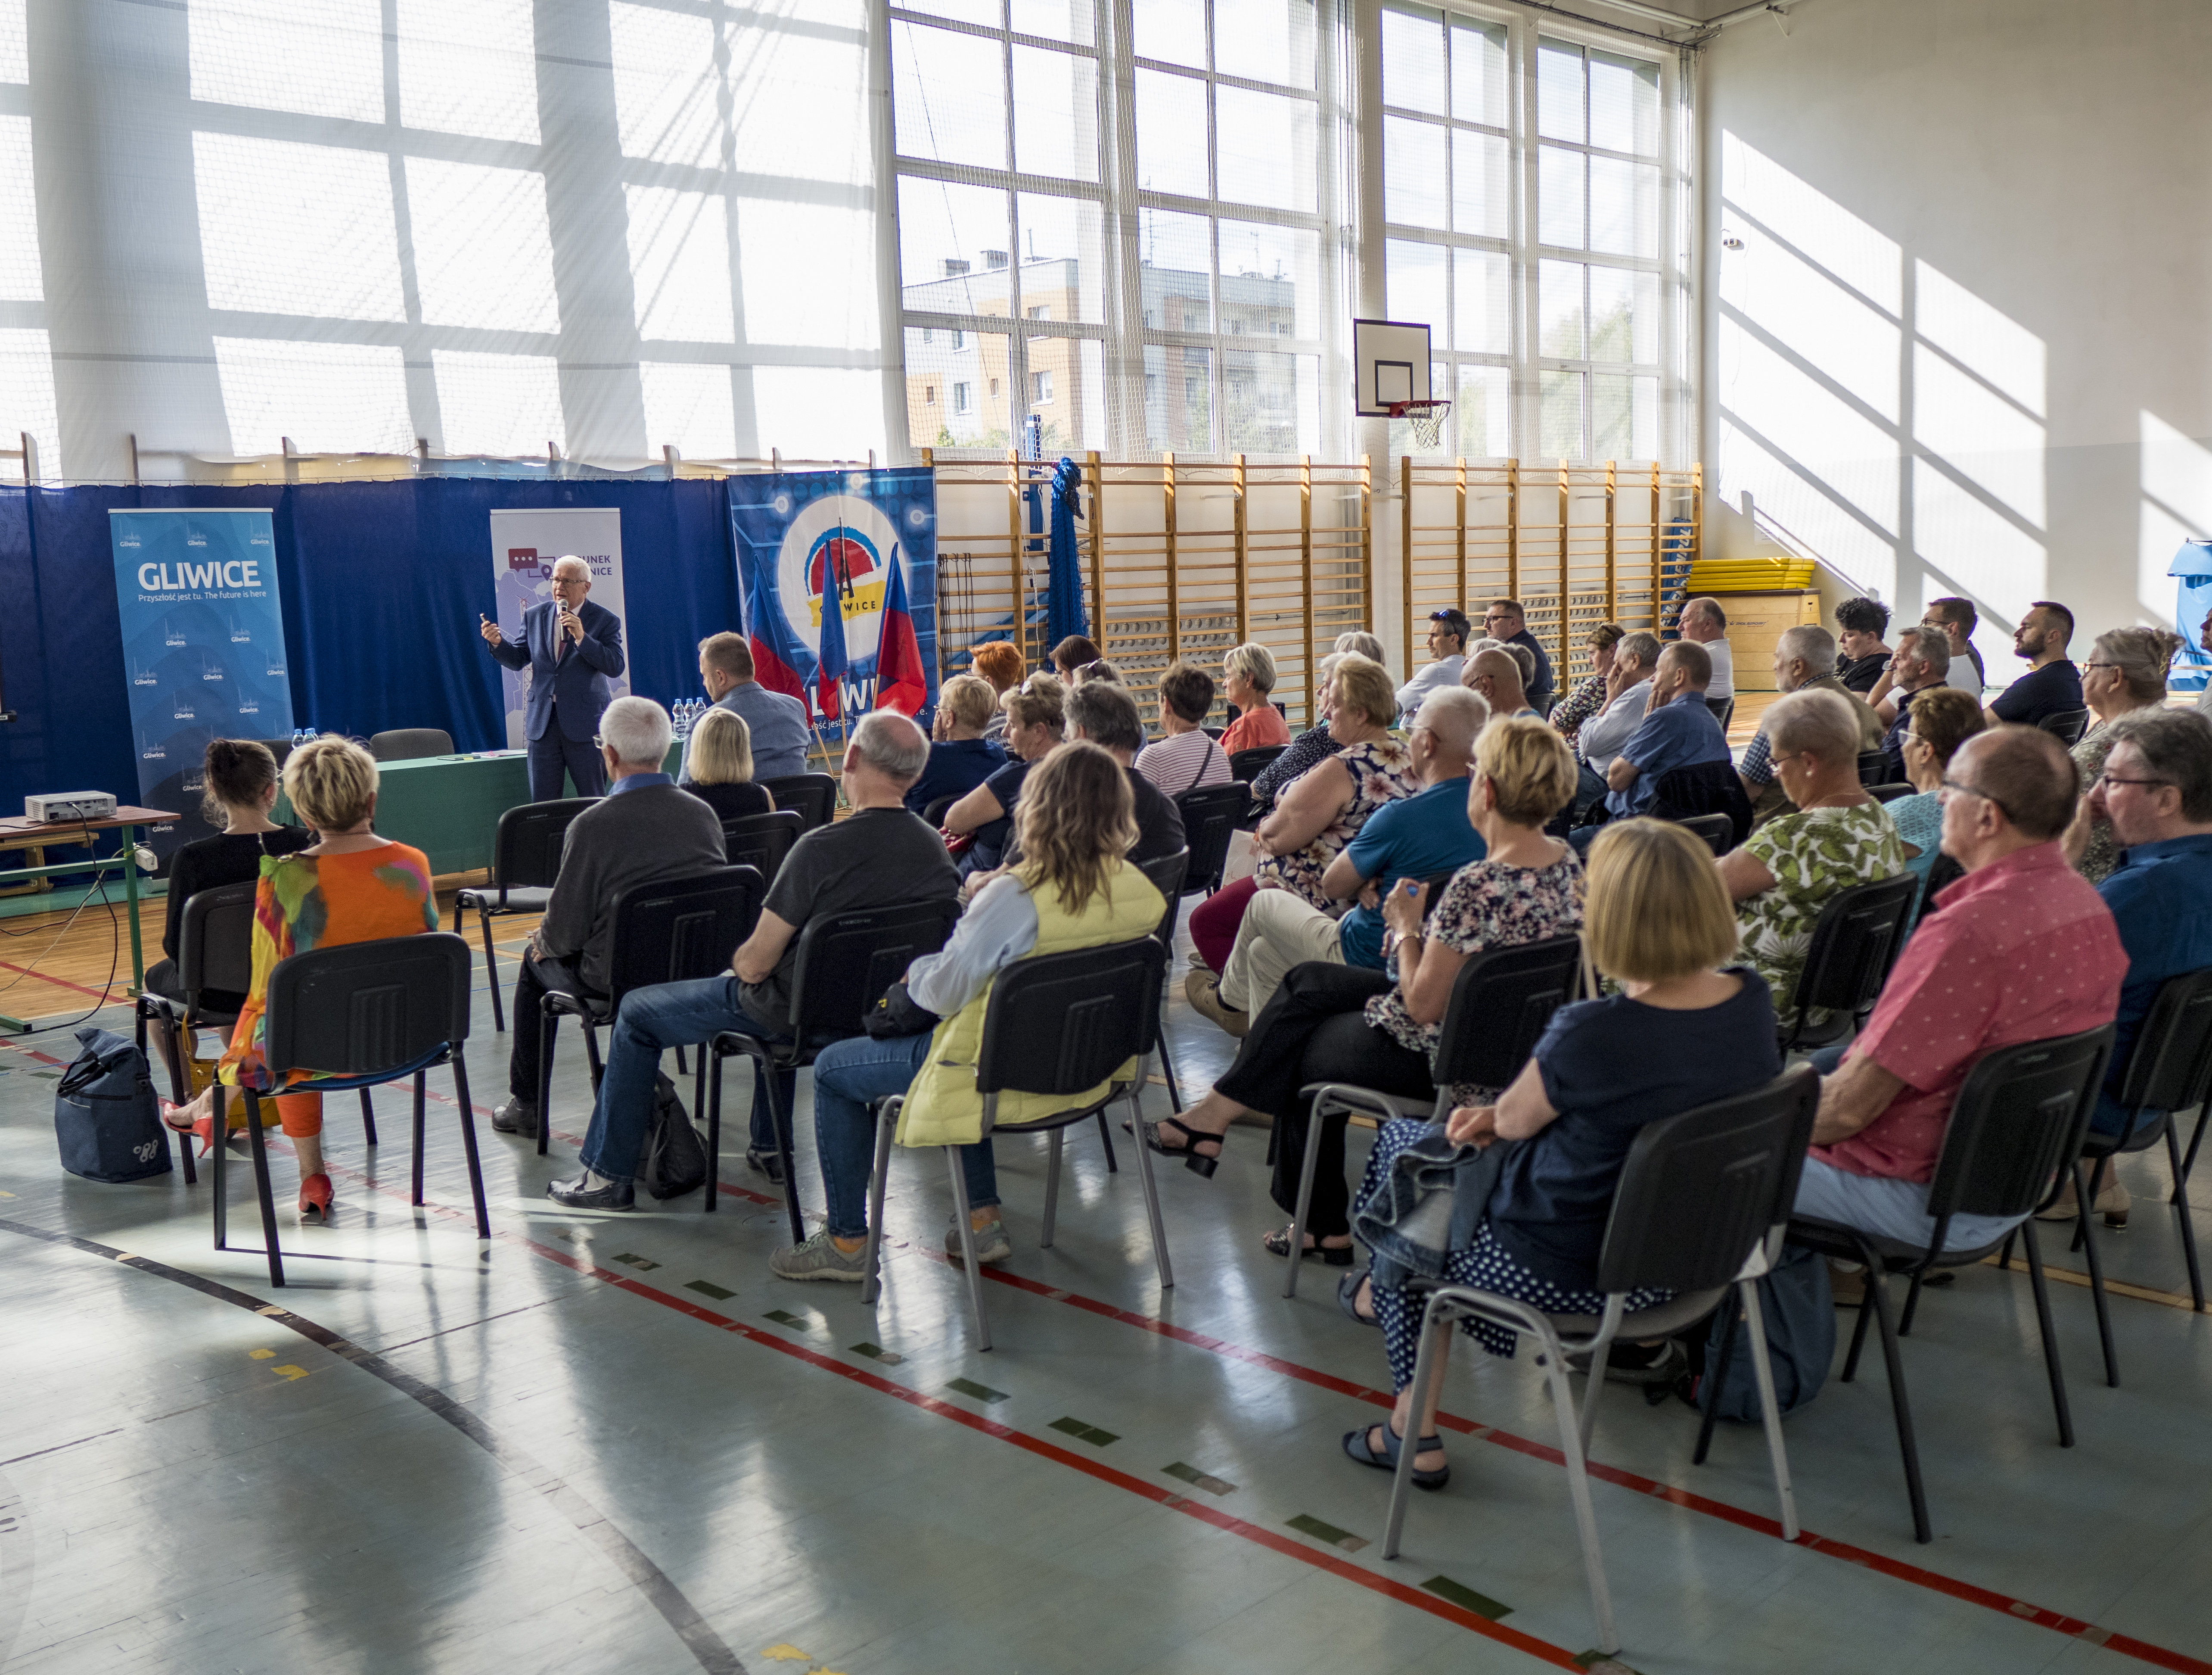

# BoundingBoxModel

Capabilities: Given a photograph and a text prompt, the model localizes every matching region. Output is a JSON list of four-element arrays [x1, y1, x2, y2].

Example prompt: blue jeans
[[811, 1031, 997, 1238], [576, 975, 797, 1183]]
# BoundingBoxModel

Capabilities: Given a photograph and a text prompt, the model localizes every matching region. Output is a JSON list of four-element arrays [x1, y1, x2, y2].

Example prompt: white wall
[[1699, 0, 2212, 673]]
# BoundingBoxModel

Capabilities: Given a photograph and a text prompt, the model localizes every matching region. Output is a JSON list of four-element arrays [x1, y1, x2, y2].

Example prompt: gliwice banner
[[109, 510, 295, 863], [487, 508, 629, 748], [728, 468, 938, 722]]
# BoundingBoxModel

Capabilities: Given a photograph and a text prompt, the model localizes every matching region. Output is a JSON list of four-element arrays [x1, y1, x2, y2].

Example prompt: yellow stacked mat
[[1684, 557, 1816, 592]]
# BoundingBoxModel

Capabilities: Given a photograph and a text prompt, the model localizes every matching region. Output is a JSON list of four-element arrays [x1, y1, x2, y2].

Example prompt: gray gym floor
[[1, 912, 2209, 1674]]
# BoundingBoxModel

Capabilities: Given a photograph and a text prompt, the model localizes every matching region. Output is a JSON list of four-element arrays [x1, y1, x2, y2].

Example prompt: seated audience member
[[994, 681, 1184, 873], [1137, 662, 1233, 793], [1395, 608, 1470, 715], [1221, 642, 1290, 753], [2066, 626, 2183, 883], [2198, 604, 2212, 717], [687, 632, 810, 783], [159, 736, 438, 1223], [1072, 659, 1124, 685], [1249, 655, 1348, 810], [1334, 630, 1387, 663], [1572, 641, 1727, 847], [1569, 630, 1660, 822], [1679, 596, 1734, 718], [1986, 600, 2084, 727], [1834, 596, 1893, 694], [680, 707, 774, 822], [1186, 654, 1417, 1002], [904, 674, 1007, 816], [1884, 687, 1986, 899], [1341, 819, 1780, 1485], [1462, 646, 1539, 722], [546, 713, 959, 1208], [1795, 726, 2126, 1269], [1925, 595, 1986, 694], [1482, 599, 1555, 710], [943, 675, 1065, 875], [1874, 624, 1953, 778], [1050, 634, 1103, 680], [490, 698, 728, 1139], [969, 640, 1026, 741], [1198, 687, 1489, 1031], [1145, 719, 1584, 1271], [770, 743, 1165, 1280], [1719, 689, 1907, 1034], [1548, 622, 1625, 748], [1737, 625, 1886, 828]]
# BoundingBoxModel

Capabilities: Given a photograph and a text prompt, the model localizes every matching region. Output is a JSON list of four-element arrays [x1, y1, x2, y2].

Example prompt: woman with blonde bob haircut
[[771, 741, 1166, 1282], [1339, 819, 1780, 1490], [943, 674, 1067, 872], [905, 673, 1008, 815], [1221, 641, 1289, 754], [680, 706, 774, 822]]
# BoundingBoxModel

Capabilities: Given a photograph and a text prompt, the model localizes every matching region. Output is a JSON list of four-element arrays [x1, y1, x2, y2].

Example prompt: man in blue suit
[[480, 554, 626, 800]]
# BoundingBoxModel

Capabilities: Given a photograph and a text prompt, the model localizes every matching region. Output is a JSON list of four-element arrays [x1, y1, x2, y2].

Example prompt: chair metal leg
[[241, 1088, 285, 1289], [1129, 1084, 1174, 1291], [1840, 1276, 1877, 1382], [480, 907, 505, 1032], [758, 1053, 804, 1245], [693, 1046, 708, 1170], [674, 1045, 688, 1078], [1382, 1298, 1450, 1561], [409, 1073, 427, 1204], [358, 1087, 378, 1148], [705, 1050, 723, 1213], [211, 1084, 228, 1248], [2072, 1154, 2110, 1255], [1041, 1128, 1063, 1249], [451, 1052, 489, 1239], [2072, 1165, 2120, 1388], [2019, 1219, 2075, 1448], [1095, 1110, 1118, 1173], [583, 1024, 605, 1094], [1997, 1230, 2016, 1270], [1898, 1264, 1930, 1337], [860, 1098, 899, 1305], [1283, 1098, 1327, 1300], [1693, 1293, 1743, 1466], [1156, 1014, 1184, 1113], [151, 1012, 196, 1186], [945, 1145, 992, 1352], [2165, 1118, 2206, 1312], [1860, 1264, 1932, 1544], [1739, 1277, 1801, 1541], [536, 1007, 557, 1156], [2182, 1104, 2211, 1181], [1539, 1329, 1619, 1656]]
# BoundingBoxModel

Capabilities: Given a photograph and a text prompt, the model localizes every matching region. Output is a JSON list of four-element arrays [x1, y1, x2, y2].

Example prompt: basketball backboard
[[1352, 318, 1432, 416]]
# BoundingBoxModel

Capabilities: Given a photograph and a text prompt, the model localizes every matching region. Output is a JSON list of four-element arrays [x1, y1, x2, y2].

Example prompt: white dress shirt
[[1578, 679, 1653, 772], [1395, 654, 1465, 715]]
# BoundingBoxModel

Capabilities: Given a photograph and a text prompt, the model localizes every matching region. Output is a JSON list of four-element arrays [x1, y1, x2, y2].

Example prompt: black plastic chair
[[368, 727, 457, 762], [1867, 782, 1916, 803], [921, 794, 957, 828], [213, 933, 482, 1287], [1857, 749, 1891, 787], [1777, 873, 1918, 1054], [1677, 813, 1732, 856], [455, 798, 595, 1032], [721, 809, 803, 885], [1788, 1024, 2114, 1544], [1228, 744, 1286, 784], [1706, 694, 1736, 733], [1648, 760, 1754, 847], [762, 773, 838, 831], [2038, 708, 2091, 747], [1135, 849, 1191, 1111], [1172, 781, 1247, 896], [1382, 1064, 1821, 1657], [859, 935, 1173, 1351], [705, 897, 962, 1238], [532, 868, 764, 1155], [1290, 936, 1583, 1298]]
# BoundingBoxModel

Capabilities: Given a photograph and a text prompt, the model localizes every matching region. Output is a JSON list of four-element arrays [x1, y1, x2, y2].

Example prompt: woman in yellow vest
[[770, 741, 1167, 1282]]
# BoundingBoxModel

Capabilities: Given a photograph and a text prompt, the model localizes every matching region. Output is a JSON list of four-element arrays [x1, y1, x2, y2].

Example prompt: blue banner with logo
[[728, 467, 938, 724], [109, 510, 295, 860]]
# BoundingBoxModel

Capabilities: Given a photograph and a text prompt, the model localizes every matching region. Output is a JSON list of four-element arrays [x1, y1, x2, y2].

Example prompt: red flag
[[743, 552, 810, 705], [875, 549, 926, 716]]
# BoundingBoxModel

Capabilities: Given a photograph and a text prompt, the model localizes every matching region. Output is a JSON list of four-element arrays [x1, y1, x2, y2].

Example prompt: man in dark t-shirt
[[546, 713, 959, 1210], [1986, 600, 2084, 728]]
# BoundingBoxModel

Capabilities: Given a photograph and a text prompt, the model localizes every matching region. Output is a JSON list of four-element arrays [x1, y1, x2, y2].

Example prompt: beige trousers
[[1219, 886, 1345, 1014]]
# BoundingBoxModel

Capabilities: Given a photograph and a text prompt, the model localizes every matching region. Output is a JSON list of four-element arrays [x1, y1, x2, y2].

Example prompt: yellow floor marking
[[269, 1364, 308, 1379], [248, 1348, 275, 1360], [760, 1648, 812, 1663], [1983, 1252, 2206, 1314]]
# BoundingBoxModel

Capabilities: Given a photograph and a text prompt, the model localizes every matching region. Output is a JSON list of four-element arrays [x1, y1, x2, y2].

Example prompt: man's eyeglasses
[[2096, 771, 2171, 792], [1939, 774, 2013, 822]]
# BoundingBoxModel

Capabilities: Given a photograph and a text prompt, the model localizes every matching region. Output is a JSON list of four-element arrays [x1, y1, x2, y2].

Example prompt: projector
[[26, 791, 117, 823]]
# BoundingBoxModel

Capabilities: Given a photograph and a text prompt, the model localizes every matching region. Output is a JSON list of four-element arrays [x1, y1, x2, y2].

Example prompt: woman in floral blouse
[[1249, 654, 1348, 809], [1547, 621, 1625, 749], [1716, 688, 1905, 1034], [1143, 719, 1584, 1266]]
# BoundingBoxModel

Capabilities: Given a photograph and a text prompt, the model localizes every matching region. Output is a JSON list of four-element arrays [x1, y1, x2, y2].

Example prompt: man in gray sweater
[[492, 696, 728, 1135]]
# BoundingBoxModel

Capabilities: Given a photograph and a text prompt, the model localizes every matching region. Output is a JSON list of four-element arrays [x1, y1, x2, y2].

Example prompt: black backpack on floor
[[54, 1026, 172, 1183], [639, 1071, 707, 1200]]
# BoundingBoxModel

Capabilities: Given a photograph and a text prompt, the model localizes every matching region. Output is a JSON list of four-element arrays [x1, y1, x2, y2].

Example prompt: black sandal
[[1342, 1422, 1449, 1491], [1262, 1225, 1353, 1266], [1338, 1268, 1380, 1327], [1139, 1116, 1225, 1178]]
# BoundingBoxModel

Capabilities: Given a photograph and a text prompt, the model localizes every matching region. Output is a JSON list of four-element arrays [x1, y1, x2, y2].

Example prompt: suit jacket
[[490, 597, 625, 741]]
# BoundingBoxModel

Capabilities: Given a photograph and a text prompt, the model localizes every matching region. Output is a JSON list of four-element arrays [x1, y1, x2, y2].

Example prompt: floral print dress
[[1735, 800, 1906, 1032], [1257, 737, 1417, 908]]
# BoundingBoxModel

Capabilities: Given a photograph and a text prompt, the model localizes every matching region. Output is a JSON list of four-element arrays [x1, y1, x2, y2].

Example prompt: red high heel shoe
[[298, 1173, 334, 1224], [160, 1100, 215, 1158]]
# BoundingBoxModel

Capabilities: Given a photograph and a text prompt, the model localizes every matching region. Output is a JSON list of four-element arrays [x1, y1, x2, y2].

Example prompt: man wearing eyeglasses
[[1792, 725, 2128, 1279], [1395, 607, 1470, 716], [479, 554, 626, 800], [1482, 599, 1554, 711]]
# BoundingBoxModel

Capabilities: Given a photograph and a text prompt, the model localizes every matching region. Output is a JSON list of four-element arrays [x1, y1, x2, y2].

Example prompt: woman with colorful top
[[1219, 641, 1290, 755], [1248, 654, 1348, 809], [1717, 688, 1906, 1035], [160, 734, 439, 1224], [1886, 685, 1984, 901]]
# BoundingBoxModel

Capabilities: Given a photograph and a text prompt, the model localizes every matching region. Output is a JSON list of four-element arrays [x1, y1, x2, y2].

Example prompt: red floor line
[[0, 961, 126, 1005]]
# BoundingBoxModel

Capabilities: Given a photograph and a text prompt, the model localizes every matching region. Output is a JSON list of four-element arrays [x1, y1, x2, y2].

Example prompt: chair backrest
[[1926, 1025, 2115, 1221], [602, 867, 764, 1005], [975, 935, 1168, 1100], [1649, 759, 1754, 847], [1706, 694, 1736, 733], [1856, 749, 1891, 787], [2113, 967, 2212, 1116], [252, 736, 297, 770], [761, 773, 838, 830], [369, 727, 456, 763], [1136, 848, 1190, 950], [1867, 782, 1915, 803], [1172, 782, 1248, 894], [787, 897, 964, 1045], [1596, 1063, 1821, 1295], [921, 794, 957, 828], [1429, 935, 1583, 1092], [491, 797, 596, 899], [720, 809, 803, 883], [177, 881, 258, 1003], [1677, 813, 1732, 856], [1228, 744, 1286, 784], [2037, 708, 2090, 747], [262, 931, 473, 1077], [1787, 872, 1918, 1027]]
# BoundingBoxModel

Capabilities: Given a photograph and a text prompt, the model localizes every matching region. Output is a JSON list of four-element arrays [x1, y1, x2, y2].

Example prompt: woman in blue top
[[1884, 686, 1985, 901], [904, 674, 1007, 816], [1342, 818, 1780, 1490]]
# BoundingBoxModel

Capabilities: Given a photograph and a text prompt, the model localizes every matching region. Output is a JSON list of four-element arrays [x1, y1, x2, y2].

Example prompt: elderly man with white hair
[[479, 552, 628, 799], [1737, 623, 1887, 828]]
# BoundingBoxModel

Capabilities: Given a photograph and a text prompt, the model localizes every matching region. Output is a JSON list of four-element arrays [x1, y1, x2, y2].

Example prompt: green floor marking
[[610, 1253, 660, 1271], [1047, 1417, 1119, 1447], [685, 1280, 735, 1301], [945, 1377, 1009, 1404], [1422, 1575, 1512, 1620], [763, 1308, 829, 1333], [849, 1342, 904, 1364], [1286, 1513, 1368, 1554], [1162, 1462, 1236, 1495]]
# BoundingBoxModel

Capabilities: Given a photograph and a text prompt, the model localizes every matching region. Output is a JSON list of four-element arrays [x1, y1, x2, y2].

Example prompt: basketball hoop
[[1389, 399, 1453, 452]]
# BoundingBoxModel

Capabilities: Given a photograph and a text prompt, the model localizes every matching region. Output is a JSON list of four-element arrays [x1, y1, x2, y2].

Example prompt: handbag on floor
[[1688, 1242, 1834, 1422], [54, 1026, 172, 1183], [639, 1071, 707, 1200]]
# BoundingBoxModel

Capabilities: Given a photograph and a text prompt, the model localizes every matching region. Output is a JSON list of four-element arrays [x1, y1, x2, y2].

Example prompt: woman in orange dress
[[162, 735, 438, 1223]]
